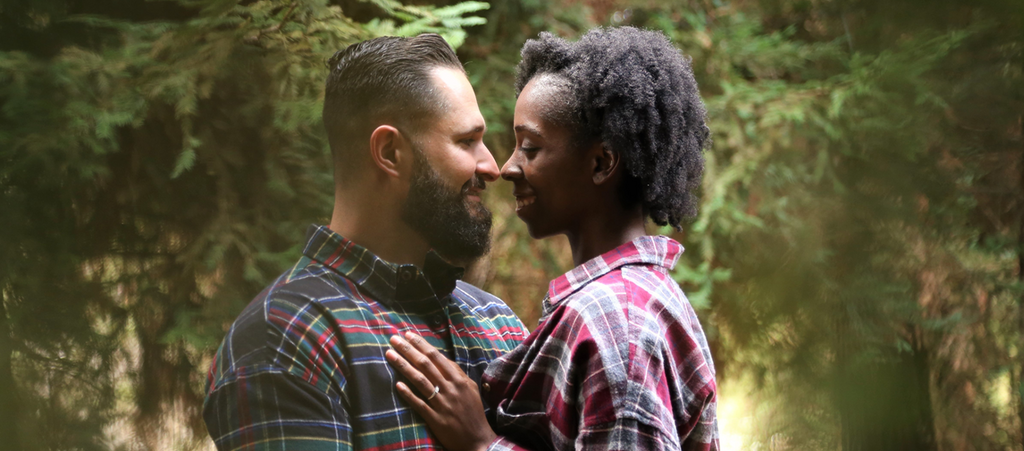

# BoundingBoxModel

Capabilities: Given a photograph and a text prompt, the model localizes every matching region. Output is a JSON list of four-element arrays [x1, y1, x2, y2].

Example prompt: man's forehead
[[426, 67, 485, 134], [428, 66, 469, 91], [434, 114, 485, 137]]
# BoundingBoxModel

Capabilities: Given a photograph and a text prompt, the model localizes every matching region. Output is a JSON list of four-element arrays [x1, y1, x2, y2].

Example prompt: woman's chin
[[522, 222, 558, 241], [516, 207, 563, 240]]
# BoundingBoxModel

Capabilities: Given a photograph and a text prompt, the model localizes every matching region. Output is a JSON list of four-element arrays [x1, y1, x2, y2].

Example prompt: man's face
[[399, 67, 500, 262]]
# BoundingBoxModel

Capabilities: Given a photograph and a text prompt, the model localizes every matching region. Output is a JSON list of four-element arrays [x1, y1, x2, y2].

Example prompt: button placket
[[398, 265, 416, 282], [432, 302, 449, 329]]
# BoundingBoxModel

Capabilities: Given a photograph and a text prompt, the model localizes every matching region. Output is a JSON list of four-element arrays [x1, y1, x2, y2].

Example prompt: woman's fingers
[[402, 332, 459, 380], [395, 380, 440, 422], [390, 333, 455, 383], [386, 333, 498, 451], [385, 347, 439, 402]]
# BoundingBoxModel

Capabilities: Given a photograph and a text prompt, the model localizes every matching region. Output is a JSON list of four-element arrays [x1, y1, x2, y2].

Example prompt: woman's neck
[[566, 205, 647, 267]]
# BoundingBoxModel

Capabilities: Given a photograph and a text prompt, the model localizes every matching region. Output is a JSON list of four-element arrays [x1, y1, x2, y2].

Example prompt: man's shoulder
[[208, 264, 360, 377], [450, 280, 527, 341], [452, 281, 518, 318], [266, 259, 358, 302], [238, 264, 357, 328]]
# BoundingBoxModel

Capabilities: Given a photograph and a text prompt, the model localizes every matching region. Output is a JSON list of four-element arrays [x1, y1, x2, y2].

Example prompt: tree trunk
[[1017, 112, 1024, 450], [0, 298, 20, 451], [838, 327, 936, 451]]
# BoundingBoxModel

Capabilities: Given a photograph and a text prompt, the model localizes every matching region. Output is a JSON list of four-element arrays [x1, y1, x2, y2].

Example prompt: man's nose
[[476, 143, 500, 183]]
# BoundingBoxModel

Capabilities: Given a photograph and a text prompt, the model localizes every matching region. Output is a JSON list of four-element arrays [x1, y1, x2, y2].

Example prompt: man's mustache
[[461, 176, 486, 194]]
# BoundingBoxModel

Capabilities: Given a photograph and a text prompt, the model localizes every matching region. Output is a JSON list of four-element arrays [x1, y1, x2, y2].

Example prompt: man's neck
[[329, 189, 431, 267]]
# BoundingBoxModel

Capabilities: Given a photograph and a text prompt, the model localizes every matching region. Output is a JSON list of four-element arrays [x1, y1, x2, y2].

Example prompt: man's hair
[[515, 27, 711, 229], [323, 34, 464, 183]]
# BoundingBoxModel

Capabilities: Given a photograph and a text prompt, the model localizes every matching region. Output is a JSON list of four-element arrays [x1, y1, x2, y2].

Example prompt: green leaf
[[170, 148, 196, 178]]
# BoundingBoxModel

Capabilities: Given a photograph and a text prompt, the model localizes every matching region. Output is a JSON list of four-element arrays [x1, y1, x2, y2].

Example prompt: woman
[[385, 27, 718, 450]]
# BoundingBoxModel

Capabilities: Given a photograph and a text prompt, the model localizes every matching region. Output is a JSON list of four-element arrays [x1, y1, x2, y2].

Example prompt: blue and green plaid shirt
[[203, 225, 528, 450]]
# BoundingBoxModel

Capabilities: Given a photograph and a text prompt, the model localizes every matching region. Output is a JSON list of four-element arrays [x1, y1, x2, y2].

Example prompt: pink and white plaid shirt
[[481, 235, 719, 451]]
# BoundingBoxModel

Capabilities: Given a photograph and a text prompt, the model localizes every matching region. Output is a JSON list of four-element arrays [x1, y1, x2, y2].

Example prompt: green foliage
[[2, 0, 1022, 449], [0, 0, 490, 448], [624, 1, 1023, 448]]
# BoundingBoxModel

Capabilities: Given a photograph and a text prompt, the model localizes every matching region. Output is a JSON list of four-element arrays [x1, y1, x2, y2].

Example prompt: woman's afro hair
[[515, 27, 710, 229]]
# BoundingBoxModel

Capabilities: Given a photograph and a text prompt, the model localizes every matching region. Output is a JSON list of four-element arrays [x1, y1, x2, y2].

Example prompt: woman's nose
[[500, 152, 522, 180]]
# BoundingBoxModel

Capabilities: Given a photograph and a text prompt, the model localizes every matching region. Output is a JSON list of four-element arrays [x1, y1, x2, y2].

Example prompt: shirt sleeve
[[485, 436, 527, 451], [579, 418, 684, 450], [572, 393, 719, 451], [483, 395, 718, 451], [682, 393, 720, 451], [203, 366, 352, 451], [483, 420, 689, 451]]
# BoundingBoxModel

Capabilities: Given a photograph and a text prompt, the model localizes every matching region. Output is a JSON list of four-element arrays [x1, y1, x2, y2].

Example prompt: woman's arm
[[386, 332, 500, 451]]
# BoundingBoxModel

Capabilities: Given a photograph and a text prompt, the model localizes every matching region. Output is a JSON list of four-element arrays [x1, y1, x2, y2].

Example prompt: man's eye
[[519, 146, 540, 153]]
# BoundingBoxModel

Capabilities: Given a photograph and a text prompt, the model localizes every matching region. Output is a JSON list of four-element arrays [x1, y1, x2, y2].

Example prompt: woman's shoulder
[[552, 263, 704, 349], [561, 262, 681, 310]]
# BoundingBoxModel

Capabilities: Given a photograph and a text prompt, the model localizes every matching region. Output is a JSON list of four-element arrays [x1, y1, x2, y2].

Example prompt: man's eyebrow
[[514, 124, 542, 137], [457, 125, 486, 135]]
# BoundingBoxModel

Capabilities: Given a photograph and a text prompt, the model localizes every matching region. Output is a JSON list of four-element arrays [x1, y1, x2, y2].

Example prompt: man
[[203, 34, 528, 451]]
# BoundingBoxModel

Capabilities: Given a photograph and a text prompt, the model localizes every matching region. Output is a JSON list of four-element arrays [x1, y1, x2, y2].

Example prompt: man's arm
[[203, 365, 352, 451]]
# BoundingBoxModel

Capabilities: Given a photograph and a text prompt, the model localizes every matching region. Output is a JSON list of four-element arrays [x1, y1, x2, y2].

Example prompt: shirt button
[[399, 267, 414, 281], [431, 315, 444, 326], [481, 382, 490, 393]]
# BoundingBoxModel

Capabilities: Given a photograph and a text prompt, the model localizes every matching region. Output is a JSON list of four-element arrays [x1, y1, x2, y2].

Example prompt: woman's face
[[501, 77, 595, 239]]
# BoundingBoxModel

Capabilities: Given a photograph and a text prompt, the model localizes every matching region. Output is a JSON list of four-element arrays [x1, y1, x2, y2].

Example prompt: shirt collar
[[301, 224, 465, 309], [545, 235, 683, 310]]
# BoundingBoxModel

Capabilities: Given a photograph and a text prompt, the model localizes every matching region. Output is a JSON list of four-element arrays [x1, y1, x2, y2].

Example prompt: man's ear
[[369, 125, 410, 178], [591, 143, 621, 186]]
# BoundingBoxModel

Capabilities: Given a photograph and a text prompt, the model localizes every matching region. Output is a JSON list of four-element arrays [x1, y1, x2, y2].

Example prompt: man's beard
[[400, 148, 492, 263]]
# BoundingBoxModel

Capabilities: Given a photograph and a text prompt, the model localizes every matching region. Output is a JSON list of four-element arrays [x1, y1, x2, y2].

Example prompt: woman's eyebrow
[[514, 124, 543, 138]]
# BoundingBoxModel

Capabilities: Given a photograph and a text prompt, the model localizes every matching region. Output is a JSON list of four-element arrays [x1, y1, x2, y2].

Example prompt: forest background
[[1, 0, 1022, 449]]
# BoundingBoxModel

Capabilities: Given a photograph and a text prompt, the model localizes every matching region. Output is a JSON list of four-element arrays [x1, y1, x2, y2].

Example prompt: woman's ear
[[369, 125, 409, 178], [592, 143, 621, 186]]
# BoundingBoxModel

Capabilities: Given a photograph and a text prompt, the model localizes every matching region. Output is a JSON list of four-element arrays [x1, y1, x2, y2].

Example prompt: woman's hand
[[386, 332, 497, 451]]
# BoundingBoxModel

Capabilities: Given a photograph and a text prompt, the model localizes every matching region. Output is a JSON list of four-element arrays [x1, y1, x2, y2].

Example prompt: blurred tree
[[605, 0, 1023, 449], [0, 0, 489, 449]]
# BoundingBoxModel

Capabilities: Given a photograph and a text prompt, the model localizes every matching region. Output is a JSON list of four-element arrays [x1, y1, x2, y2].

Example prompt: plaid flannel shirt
[[203, 225, 528, 450], [480, 236, 719, 451]]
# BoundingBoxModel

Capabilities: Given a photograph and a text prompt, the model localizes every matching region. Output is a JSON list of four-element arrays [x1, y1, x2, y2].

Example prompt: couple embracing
[[204, 28, 718, 451]]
